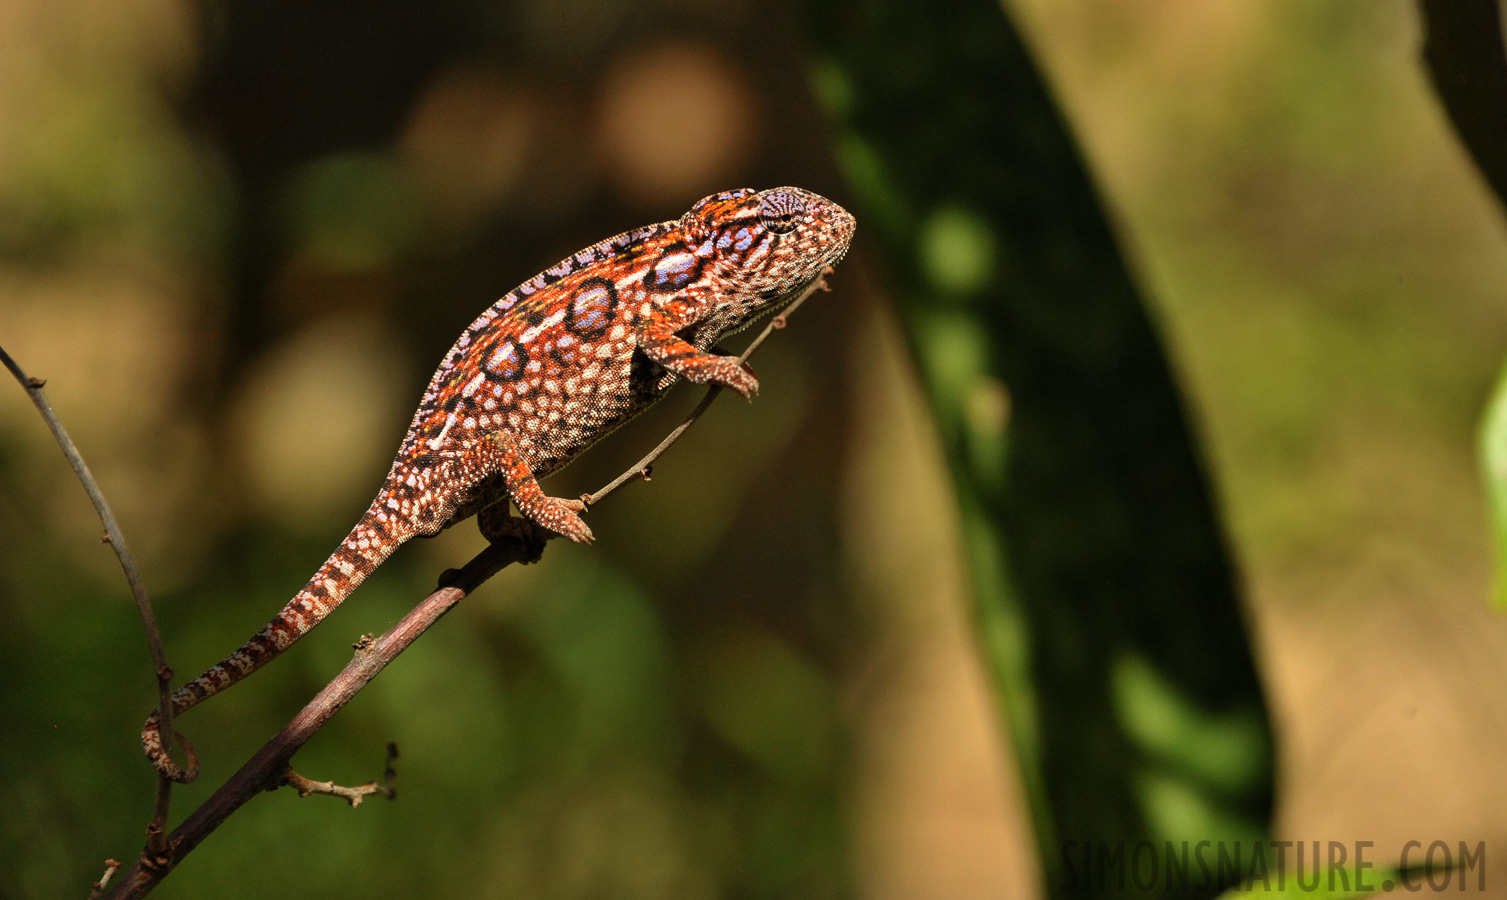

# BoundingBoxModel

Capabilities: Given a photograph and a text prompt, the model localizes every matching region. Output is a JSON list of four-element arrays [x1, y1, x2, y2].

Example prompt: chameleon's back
[[400, 186, 855, 482], [396, 220, 683, 485]]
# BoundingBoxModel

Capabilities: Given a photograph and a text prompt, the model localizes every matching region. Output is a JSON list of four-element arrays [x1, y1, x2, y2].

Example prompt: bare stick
[[586, 269, 832, 505], [87, 860, 121, 900], [279, 742, 397, 806], [281, 771, 386, 806], [0, 344, 183, 846]]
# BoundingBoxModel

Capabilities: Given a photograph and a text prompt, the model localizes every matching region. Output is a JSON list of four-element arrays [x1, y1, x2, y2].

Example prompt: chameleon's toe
[[715, 359, 760, 399], [539, 496, 594, 544], [558, 514, 594, 544]]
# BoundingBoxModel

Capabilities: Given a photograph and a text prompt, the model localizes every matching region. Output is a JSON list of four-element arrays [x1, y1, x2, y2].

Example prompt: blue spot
[[568, 279, 617, 337], [648, 251, 699, 290], [487, 341, 526, 380]]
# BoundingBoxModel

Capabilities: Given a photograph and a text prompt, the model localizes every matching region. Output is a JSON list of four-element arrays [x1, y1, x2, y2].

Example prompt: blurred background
[[2, 1, 1507, 898]]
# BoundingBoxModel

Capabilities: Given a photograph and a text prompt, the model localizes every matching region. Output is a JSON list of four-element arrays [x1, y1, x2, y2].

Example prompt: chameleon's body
[[144, 186, 854, 781]]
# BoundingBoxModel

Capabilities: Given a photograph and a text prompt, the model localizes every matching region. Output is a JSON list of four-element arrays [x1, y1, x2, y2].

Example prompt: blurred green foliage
[[5, 1, 1507, 899]]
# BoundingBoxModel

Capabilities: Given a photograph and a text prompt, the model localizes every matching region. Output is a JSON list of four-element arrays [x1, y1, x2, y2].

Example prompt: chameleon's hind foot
[[476, 501, 582, 559], [487, 433, 594, 544], [528, 496, 593, 544]]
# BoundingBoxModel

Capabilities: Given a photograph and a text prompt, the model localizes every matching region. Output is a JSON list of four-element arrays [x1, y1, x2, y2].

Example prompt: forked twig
[[0, 346, 183, 849]]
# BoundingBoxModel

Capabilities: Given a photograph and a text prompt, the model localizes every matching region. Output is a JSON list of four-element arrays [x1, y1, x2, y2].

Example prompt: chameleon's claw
[[713, 358, 759, 400], [557, 515, 594, 544]]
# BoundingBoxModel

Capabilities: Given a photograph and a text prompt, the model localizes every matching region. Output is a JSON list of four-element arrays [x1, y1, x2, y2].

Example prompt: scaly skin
[[143, 186, 855, 781]]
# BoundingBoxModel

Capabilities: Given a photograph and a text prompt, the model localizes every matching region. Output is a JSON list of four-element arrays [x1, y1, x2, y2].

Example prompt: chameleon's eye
[[758, 190, 805, 235]]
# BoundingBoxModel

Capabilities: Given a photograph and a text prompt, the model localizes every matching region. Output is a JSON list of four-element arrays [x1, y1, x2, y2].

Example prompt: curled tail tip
[[142, 712, 200, 784]]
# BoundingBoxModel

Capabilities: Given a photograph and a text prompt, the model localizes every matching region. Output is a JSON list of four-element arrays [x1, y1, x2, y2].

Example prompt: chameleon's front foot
[[666, 352, 759, 399], [705, 356, 759, 400], [641, 331, 759, 399]]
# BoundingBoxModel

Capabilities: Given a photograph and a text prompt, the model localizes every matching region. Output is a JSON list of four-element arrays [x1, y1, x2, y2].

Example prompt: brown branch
[[0, 344, 183, 851], [279, 742, 398, 806], [94, 268, 836, 898], [87, 859, 121, 900], [282, 770, 385, 806]]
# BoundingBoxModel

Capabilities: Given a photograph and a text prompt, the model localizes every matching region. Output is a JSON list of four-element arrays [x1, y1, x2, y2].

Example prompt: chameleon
[[142, 186, 855, 782]]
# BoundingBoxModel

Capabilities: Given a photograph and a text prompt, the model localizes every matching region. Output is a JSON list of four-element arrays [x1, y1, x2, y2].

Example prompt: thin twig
[[586, 269, 831, 505], [278, 742, 398, 806], [87, 859, 121, 900], [281, 771, 384, 806], [0, 344, 182, 847]]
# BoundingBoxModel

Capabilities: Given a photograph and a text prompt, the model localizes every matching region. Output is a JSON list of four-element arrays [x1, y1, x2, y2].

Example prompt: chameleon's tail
[[142, 502, 413, 783]]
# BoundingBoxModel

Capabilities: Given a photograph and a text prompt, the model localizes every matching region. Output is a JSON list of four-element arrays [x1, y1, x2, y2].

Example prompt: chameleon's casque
[[143, 186, 854, 781]]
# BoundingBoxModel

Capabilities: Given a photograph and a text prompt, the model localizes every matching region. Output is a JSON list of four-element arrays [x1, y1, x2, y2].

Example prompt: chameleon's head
[[680, 186, 856, 330]]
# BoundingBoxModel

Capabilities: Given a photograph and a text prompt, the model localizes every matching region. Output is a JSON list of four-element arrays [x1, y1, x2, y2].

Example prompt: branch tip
[[281, 756, 397, 807], [89, 858, 121, 897], [3, 341, 184, 892]]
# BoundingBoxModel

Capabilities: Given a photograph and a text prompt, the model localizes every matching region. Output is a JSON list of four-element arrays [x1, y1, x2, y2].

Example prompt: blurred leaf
[[1480, 361, 1507, 609], [1417, 0, 1507, 612], [807, 0, 1273, 896]]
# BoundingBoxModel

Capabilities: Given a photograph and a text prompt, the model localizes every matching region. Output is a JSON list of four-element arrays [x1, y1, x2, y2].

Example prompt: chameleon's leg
[[637, 292, 759, 399], [486, 431, 593, 543]]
